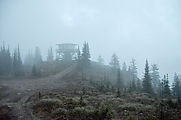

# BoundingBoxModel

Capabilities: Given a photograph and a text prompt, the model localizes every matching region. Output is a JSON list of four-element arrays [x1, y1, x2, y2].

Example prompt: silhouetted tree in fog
[[109, 53, 119, 70], [151, 64, 160, 93], [162, 74, 171, 97], [142, 60, 153, 94], [34, 46, 42, 64], [12, 45, 23, 76], [172, 73, 181, 97], [77, 46, 81, 61], [32, 64, 41, 77], [47, 47, 54, 62], [24, 51, 34, 66], [130, 58, 137, 91], [0, 44, 12, 75], [81, 42, 90, 69], [117, 68, 123, 89]]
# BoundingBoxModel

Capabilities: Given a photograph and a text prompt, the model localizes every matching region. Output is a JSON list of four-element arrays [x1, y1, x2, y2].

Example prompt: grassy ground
[[32, 81, 181, 120]]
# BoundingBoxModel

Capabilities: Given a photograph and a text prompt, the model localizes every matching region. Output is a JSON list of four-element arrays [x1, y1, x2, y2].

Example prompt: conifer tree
[[151, 64, 160, 93], [12, 46, 23, 76], [24, 51, 34, 66], [81, 42, 90, 68], [130, 59, 137, 91], [162, 74, 171, 97], [77, 46, 81, 61], [47, 47, 54, 62], [109, 53, 119, 70], [142, 60, 153, 94], [117, 68, 123, 88], [34, 46, 42, 64], [172, 73, 181, 97], [122, 62, 127, 71], [0, 44, 12, 75], [136, 78, 142, 92]]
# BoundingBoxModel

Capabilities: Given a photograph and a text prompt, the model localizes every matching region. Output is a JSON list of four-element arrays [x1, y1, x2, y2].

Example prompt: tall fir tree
[[151, 64, 160, 93], [130, 59, 137, 91], [117, 68, 123, 88], [47, 47, 54, 62], [24, 51, 34, 66], [34, 46, 42, 64], [172, 73, 181, 97], [81, 42, 91, 69], [77, 46, 81, 61], [122, 62, 127, 71], [12, 46, 23, 76], [142, 60, 153, 94], [0, 44, 12, 75], [162, 74, 171, 97], [109, 53, 120, 70]]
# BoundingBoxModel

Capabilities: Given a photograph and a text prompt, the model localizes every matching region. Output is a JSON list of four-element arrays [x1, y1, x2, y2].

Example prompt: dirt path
[[0, 64, 76, 120]]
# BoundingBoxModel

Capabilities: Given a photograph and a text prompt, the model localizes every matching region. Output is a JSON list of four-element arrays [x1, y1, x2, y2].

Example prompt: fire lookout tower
[[56, 43, 78, 61]]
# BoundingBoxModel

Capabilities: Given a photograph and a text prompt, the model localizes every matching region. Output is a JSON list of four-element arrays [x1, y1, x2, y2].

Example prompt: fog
[[0, 0, 181, 79]]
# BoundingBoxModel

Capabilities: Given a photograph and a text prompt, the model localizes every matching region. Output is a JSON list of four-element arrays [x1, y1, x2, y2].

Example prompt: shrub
[[72, 106, 96, 119], [35, 98, 62, 110], [98, 103, 115, 120], [68, 98, 80, 106], [52, 108, 67, 117], [118, 103, 144, 112], [79, 96, 88, 106]]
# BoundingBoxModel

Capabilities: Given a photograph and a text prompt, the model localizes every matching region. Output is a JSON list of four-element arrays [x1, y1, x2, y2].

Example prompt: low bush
[[52, 108, 67, 117], [72, 106, 96, 119], [98, 103, 115, 120], [34, 98, 62, 110], [118, 103, 144, 112]]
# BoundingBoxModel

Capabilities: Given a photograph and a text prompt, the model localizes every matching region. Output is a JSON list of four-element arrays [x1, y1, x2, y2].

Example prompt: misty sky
[[0, 0, 181, 80]]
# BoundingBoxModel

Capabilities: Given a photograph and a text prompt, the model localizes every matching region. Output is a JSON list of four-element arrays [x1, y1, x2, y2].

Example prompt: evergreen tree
[[162, 74, 171, 97], [12, 46, 23, 76], [117, 88, 121, 97], [81, 42, 91, 68], [24, 51, 34, 66], [130, 59, 137, 91], [76, 46, 82, 70], [136, 78, 142, 92], [17, 45, 22, 66], [31, 64, 41, 77], [172, 73, 181, 97], [151, 64, 160, 93], [142, 60, 153, 94], [122, 62, 127, 71], [0, 44, 12, 75], [34, 46, 42, 64], [109, 53, 119, 70], [47, 47, 54, 62], [77, 46, 81, 61], [117, 68, 123, 88]]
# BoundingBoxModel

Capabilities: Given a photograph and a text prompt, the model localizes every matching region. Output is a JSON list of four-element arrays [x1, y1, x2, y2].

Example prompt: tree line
[[0, 41, 181, 98]]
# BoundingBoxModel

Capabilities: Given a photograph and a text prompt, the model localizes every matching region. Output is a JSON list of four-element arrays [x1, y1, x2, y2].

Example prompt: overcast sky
[[0, 0, 181, 80]]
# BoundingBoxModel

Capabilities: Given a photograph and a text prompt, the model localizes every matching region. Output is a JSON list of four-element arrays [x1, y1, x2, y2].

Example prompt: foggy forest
[[0, 0, 181, 120]]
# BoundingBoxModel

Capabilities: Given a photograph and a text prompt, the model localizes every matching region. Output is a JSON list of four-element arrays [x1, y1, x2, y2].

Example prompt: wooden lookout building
[[56, 43, 78, 61]]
